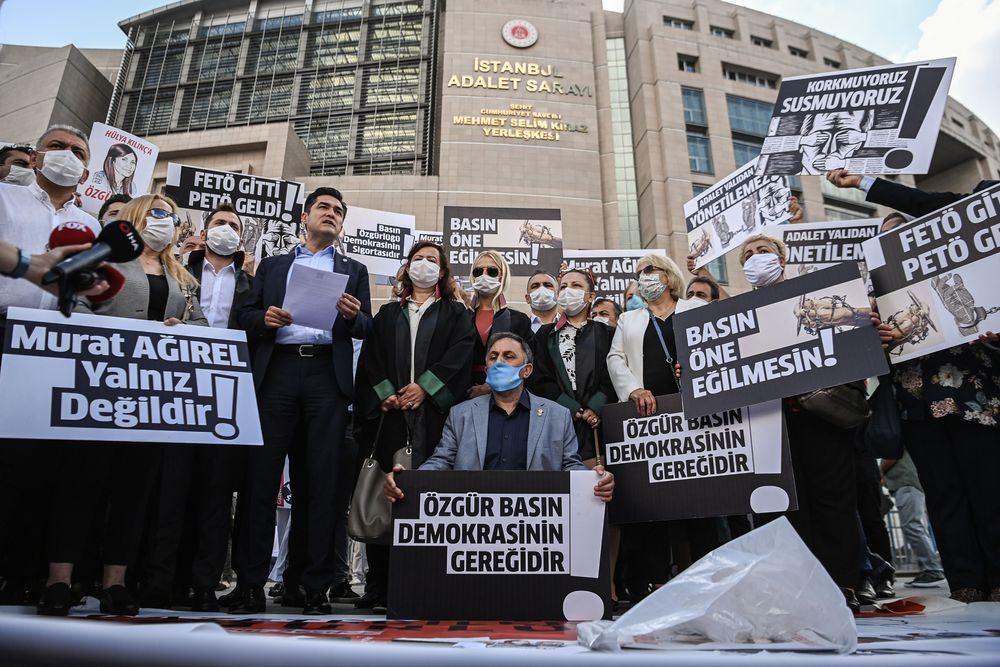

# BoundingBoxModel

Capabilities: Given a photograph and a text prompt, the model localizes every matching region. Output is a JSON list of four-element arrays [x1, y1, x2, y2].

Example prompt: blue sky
[[1, 0, 997, 132]]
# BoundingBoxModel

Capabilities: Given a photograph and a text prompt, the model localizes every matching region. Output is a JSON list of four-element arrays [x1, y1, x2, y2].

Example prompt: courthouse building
[[6, 0, 1000, 294]]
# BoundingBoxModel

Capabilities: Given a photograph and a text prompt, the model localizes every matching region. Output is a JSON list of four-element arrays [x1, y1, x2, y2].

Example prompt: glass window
[[678, 55, 698, 73], [312, 7, 364, 23], [823, 57, 841, 68], [726, 95, 772, 136], [305, 27, 361, 67], [300, 72, 356, 112], [723, 64, 778, 89], [126, 92, 174, 134], [294, 115, 353, 162], [663, 16, 693, 29], [137, 47, 184, 87], [732, 138, 761, 167], [607, 37, 641, 248], [706, 257, 729, 284], [247, 34, 300, 74], [367, 20, 423, 61], [710, 26, 734, 39], [687, 133, 713, 174], [199, 21, 245, 38], [823, 202, 875, 221], [236, 76, 293, 121], [361, 66, 420, 106], [191, 42, 241, 80], [682, 87, 707, 126], [182, 85, 232, 127], [254, 14, 303, 31], [788, 46, 809, 59], [692, 184, 710, 196], [372, 1, 424, 16], [751, 35, 773, 48], [356, 110, 417, 156]]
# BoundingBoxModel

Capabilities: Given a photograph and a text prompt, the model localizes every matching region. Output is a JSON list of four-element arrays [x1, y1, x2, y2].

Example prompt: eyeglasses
[[149, 207, 181, 226], [472, 266, 500, 278], [635, 265, 664, 279]]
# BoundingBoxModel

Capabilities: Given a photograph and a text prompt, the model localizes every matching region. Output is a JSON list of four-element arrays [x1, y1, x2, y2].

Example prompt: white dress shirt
[[0, 181, 101, 313], [407, 296, 437, 383], [200, 258, 237, 328]]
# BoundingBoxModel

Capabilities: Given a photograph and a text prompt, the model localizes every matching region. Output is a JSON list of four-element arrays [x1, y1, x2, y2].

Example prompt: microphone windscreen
[[88, 265, 125, 304], [97, 220, 145, 263], [49, 221, 97, 249]]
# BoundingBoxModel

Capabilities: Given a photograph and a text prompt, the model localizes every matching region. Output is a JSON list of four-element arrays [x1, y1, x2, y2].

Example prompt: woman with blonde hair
[[466, 250, 532, 397], [37, 194, 207, 618]]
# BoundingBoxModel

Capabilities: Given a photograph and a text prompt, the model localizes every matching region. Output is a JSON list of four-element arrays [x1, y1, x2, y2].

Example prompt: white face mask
[[557, 287, 588, 316], [141, 217, 176, 252], [2, 165, 35, 186], [473, 273, 501, 295], [592, 315, 611, 326], [407, 258, 441, 289], [206, 225, 241, 256], [638, 273, 668, 302], [743, 253, 784, 287], [38, 149, 85, 187], [529, 286, 556, 311]]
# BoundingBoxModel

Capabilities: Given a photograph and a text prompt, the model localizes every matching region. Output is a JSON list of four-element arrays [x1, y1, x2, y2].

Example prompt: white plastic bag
[[577, 517, 857, 653]]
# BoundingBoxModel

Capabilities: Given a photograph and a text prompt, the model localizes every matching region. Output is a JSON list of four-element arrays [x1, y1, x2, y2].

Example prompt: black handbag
[[347, 415, 413, 544], [796, 380, 871, 430], [862, 375, 904, 459]]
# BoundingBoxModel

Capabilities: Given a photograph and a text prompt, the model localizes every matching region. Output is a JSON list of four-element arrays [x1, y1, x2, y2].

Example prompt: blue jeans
[[894, 486, 944, 575]]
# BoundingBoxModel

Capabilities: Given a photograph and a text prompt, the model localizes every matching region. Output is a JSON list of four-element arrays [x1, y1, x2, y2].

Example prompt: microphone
[[43, 220, 143, 285]]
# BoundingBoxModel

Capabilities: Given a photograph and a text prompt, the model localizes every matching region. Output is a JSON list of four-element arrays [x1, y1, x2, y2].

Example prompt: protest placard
[[563, 249, 666, 303], [862, 183, 1000, 362], [338, 205, 415, 278], [762, 217, 881, 283], [685, 159, 791, 269], [601, 395, 794, 524], [414, 229, 443, 244], [444, 206, 563, 277], [673, 262, 888, 418], [388, 470, 610, 621], [0, 308, 262, 446], [758, 58, 955, 176], [78, 123, 158, 216]]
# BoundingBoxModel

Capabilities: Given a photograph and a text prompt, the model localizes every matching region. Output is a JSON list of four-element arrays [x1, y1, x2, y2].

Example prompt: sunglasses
[[635, 265, 664, 279], [149, 207, 181, 226], [472, 266, 500, 278]]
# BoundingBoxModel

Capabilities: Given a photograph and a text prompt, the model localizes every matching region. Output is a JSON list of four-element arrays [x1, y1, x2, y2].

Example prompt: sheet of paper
[[281, 264, 348, 332]]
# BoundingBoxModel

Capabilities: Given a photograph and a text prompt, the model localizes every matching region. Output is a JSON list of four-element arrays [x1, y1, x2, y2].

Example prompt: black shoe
[[875, 576, 895, 600], [190, 587, 220, 612], [268, 582, 285, 598], [277, 584, 306, 608], [841, 587, 861, 615], [100, 585, 139, 616], [354, 590, 380, 609], [227, 586, 266, 614], [856, 579, 877, 606], [372, 599, 387, 615], [37, 583, 73, 616], [302, 590, 331, 615], [218, 584, 245, 608], [329, 582, 360, 604]]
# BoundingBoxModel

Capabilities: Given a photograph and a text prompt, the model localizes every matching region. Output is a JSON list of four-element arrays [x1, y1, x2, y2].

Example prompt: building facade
[[98, 0, 1000, 296]]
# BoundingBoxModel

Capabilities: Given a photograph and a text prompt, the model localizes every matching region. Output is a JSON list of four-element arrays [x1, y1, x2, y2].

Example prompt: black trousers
[[784, 409, 859, 589], [236, 350, 349, 592], [903, 417, 1000, 591], [856, 453, 893, 568]]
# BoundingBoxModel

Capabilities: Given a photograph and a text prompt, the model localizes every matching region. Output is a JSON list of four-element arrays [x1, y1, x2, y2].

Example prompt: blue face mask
[[486, 361, 526, 392], [626, 294, 647, 311]]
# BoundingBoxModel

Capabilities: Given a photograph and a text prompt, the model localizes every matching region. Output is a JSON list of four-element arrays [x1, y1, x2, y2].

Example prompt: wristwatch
[[1, 247, 31, 279]]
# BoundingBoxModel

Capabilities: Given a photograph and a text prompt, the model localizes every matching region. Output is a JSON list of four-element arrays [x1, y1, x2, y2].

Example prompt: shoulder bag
[[347, 415, 413, 544]]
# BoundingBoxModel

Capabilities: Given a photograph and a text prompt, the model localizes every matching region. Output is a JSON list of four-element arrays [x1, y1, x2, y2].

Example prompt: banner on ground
[[563, 249, 666, 303], [164, 163, 306, 270], [389, 470, 610, 621], [0, 308, 262, 445], [78, 123, 158, 216], [443, 206, 563, 277], [338, 206, 415, 278], [862, 183, 1000, 363], [685, 159, 792, 269], [762, 217, 881, 285], [673, 262, 889, 418], [601, 396, 795, 524], [757, 57, 955, 176]]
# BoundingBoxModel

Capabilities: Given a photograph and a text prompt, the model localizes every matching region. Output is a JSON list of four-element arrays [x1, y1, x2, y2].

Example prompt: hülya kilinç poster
[[862, 183, 1000, 363], [757, 57, 955, 176], [77, 123, 159, 217], [685, 158, 792, 270]]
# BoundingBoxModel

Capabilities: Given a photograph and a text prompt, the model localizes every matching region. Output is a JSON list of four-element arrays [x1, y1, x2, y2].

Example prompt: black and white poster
[[862, 183, 1000, 363], [388, 470, 610, 621], [601, 395, 796, 524], [338, 205, 415, 278], [443, 206, 563, 277], [762, 217, 881, 283], [414, 229, 444, 244], [563, 249, 666, 302], [164, 163, 306, 269], [758, 57, 955, 176], [673, 262, 889, 418], [685, 158, 792, 269], [0, 308, 262, 446]]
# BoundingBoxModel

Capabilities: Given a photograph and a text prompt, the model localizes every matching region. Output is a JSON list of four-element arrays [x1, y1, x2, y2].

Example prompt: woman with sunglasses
[[353, 241, 475, 611], [467, 251, 532, 397], [37, 195, 208, 618], [606, 254, 714, 603]]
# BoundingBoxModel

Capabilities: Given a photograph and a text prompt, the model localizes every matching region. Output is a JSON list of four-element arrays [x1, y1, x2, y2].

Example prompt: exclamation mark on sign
[[819, 328, 837, 367], [282, 183, 301, 222], [211, 374, 240, 440], [531, 243, 539, 265], [897, 67, 947, 139]]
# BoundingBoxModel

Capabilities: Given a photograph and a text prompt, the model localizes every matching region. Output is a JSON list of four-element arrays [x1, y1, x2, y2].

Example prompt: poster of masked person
[[757, 57, 955, 176], [444, 206, 563, 278], [762, 217, 881, 286], [77, 123, 158, 216], [684, 158, 791, 269], [862, 183, 1000, 362]]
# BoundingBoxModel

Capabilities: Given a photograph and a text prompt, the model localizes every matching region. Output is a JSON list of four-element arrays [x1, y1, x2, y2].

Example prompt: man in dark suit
[[826, 169, 999, 218], [233, 187, 372, 615]]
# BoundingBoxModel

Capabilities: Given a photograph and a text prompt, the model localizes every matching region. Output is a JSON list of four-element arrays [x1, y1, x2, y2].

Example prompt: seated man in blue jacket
[[384, 332, 614, 502]]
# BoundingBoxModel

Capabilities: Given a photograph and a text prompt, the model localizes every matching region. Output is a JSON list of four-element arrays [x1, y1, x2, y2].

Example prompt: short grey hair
[[37, 124, 89, 152], [486, 332, 533, 365]]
